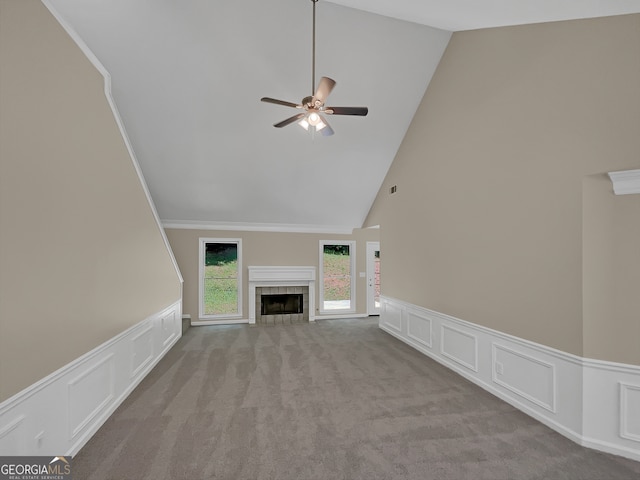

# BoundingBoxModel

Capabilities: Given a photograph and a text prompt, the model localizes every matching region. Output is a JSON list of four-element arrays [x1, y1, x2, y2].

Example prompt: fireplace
[[255, 286, 308, 324], [248, 266, 316, 325], [261, 293, 303, 315]]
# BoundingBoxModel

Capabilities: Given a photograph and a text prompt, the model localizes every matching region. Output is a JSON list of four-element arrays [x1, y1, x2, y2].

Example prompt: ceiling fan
[[261, 0, 368, 136]]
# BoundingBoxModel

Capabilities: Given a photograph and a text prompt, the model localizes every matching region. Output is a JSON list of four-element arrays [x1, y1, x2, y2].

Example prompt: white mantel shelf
[[248, 266, 316, 324], [608, 169, 640, 195]]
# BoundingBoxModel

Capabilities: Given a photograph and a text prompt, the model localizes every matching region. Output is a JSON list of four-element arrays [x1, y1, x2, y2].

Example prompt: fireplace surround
[[248, 266, 316, 324]]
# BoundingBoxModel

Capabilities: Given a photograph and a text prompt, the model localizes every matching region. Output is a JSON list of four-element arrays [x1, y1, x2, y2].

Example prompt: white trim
[[319, 241, 356, 315], [41, 0, 183, 285], [378, 295, 640, 462], [248, 266, 316, 283], [620, 383, 640, 442], [67, 354, 115, 440], [130, 325, 154, 378], [198, 238, 243, 322], [248, 266, 316, 324], [191, 319, 250, 326], [163, 219, 355, 235], [315, 313, 368, 320], [583, 356, 640, 375], [406, 309, 432, 348], [0, 415, 25, 440], [440, 324, 478, 372], [608, 169, 640, 195], [582, 367, 640, 459], [381, 300, 403, 333], [0, 301, 182, 456], [492, 343, 557, 413]]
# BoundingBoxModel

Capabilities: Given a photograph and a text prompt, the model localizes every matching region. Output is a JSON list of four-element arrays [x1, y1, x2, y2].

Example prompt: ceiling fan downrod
[[312, 0, 318, 95], [259, 0, 369, 136]]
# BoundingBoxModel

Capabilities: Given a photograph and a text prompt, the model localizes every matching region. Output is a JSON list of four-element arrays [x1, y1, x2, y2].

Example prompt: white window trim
[[199, 238, 243, 321], [319, 240, 356, 314]]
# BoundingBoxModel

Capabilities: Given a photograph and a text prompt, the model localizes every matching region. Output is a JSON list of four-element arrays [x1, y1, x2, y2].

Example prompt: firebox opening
[[261, 294, 303, 315]]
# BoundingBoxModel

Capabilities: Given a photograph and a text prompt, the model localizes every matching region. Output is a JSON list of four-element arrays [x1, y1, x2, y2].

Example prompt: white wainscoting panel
[[0, 415, 27, 455], [493, 344, 556, 412], [581, 360, 640, 460], [441, 325, 478, 372], [162, 309, 178, 348], [621, 383, 640, 442], [381, 299, 403, 333], [406, 309, 432, 349], [0, 300, 181, 457], [379, 295, 640, 462], [68, 354, 115, 440], [131, 325, 154, 379]]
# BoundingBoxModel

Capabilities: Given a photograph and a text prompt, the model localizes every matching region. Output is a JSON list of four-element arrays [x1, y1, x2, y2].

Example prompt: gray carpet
[[73, 318, 640, 479]]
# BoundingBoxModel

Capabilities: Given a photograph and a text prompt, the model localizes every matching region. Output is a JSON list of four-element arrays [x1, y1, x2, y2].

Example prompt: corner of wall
[[379, 296, 640, 462]]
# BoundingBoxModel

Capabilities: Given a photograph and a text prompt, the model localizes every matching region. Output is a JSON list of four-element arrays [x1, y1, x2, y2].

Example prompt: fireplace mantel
[[248, 266, 316, 324]]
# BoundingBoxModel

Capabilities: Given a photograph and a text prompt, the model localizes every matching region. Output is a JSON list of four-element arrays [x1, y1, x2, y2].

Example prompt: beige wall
[[365, 14, 640, 363], [165, 228, 379, 321], [0, 0, 182, 401], [583, 174, 640, 364]]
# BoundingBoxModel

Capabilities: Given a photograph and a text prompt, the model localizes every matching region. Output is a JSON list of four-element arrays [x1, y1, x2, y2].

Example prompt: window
[[319, 241, 355, 313], [199, 238, 242, 319]]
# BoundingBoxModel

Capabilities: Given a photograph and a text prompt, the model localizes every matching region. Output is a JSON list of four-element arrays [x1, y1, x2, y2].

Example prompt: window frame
[[318, 240, 356, 314], [198, 238, 243, 321]]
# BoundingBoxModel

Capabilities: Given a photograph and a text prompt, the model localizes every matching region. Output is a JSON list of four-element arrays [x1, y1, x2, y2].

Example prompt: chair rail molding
[[379, 295, 640, 462], [0, 301, 182, 457]]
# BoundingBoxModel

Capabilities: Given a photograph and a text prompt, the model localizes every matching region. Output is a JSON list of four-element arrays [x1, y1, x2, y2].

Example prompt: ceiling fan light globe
[[308, 112, 321, 126], [298, 118, 310, 131], [261, 1, 367, 137]]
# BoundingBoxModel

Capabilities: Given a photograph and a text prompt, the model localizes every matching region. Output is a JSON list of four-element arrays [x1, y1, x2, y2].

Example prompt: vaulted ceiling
[[49, 0, 640, 232]]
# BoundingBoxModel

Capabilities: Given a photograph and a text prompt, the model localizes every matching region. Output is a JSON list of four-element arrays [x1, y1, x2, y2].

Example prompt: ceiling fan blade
[[312, 77, 336, 105], [261, 97, 301, 109], [326, 106, 369, 116], [274, 113, 306, 128]]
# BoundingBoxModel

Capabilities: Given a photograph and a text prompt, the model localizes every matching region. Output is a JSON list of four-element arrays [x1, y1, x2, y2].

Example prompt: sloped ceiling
[[327, 0, 640, 31], [48, 0, 640, 232]]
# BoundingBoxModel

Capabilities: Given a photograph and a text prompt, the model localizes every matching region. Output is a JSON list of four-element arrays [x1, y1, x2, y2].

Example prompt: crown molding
[[161, 220, 355, 235], [608, 169, 640, 195]]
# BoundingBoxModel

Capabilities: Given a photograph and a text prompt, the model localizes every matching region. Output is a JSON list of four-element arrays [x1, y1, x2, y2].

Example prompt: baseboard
[[0, 300, 182, 457], [316, 313, 368, 320], [189, 314, 367, 326], [191, 319, 249, 326], [379, 295, 640, 462], [181, 314, 191, 335]]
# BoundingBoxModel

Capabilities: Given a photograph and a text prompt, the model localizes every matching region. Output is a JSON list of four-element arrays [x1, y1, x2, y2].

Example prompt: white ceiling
[[48, 0, 640, 232], [327, 0, 640, 31]]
